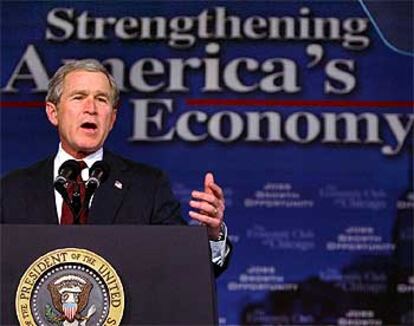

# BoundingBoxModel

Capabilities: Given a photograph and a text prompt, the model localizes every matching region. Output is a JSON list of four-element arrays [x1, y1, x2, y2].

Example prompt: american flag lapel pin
[[114, 180, 123, 190]]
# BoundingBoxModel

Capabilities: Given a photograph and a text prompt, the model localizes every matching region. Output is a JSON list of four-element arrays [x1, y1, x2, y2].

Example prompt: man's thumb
[[204, 172, 214, 193]]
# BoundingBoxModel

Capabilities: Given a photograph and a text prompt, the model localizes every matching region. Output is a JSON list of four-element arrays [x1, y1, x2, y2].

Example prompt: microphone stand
[[73, 183, 95, 224], [71, 182, 82, 224], [58, 182, 80, 224]]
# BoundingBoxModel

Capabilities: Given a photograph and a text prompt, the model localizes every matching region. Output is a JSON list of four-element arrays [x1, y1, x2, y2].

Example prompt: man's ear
[[109, 108, 118, 130], [45, 102, 58, 127]]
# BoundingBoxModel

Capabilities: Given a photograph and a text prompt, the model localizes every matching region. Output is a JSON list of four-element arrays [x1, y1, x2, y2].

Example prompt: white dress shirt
[[53, 144, 103, 223]]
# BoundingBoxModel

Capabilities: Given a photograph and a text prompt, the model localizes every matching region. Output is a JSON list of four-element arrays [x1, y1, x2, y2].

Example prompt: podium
[[1, 225, 217, 325]]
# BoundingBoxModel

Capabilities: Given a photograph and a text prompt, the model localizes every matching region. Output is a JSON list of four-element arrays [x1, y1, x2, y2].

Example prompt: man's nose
[[84, 97, 97, 114]]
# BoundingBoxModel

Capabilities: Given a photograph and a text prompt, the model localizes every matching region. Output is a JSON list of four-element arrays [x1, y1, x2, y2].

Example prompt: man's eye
[[73, 95, 83, 100], [97, 97, 108, 103]]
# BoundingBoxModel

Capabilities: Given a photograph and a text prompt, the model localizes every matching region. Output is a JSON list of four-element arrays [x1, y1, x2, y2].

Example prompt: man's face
[[46, 70, 117, 158]]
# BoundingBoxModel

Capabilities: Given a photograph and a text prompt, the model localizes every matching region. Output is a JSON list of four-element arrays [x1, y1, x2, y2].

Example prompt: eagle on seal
[[47, 274, 95, 324]]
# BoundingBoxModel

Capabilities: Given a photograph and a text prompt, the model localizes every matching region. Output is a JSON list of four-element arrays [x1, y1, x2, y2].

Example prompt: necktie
[[61, 161, 88, 224]]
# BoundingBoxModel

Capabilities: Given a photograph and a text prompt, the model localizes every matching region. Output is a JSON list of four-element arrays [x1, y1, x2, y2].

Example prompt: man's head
[[45, 59, 119, 158]]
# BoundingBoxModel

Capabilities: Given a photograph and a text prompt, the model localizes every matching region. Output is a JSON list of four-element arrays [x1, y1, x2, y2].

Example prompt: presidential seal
[[15, 248, 124, 326]]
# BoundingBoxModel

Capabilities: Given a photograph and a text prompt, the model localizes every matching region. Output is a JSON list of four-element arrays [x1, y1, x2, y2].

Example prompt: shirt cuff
[[209, 223, 230, 267]]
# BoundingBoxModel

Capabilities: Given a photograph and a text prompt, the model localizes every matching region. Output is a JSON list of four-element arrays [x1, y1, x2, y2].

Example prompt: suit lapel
[[29, 157, 59, 224], [88, 151, 129, 224]]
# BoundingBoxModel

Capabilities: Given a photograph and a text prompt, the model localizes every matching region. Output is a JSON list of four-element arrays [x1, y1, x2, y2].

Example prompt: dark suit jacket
[[1, 151, 185, 225], [1, 150, 230, 275]]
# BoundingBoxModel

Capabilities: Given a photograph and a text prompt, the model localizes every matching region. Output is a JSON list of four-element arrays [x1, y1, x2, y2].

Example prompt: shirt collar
[[54, 144, 104, 179]]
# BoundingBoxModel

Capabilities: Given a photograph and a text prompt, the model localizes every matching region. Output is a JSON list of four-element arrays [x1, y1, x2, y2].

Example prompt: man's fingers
[[191, 191, 224, 211], [189, 200, 219, 216], [203, 172, 224, 201], [208, 182, 224, 200], [189, 211, 221, 228], [192, 191, 216, 204]]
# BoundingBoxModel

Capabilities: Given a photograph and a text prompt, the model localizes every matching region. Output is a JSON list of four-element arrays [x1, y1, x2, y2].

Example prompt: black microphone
[[83, 161, 110, 207], [86, 161, 110, 192], [53, 160, 81, 201]]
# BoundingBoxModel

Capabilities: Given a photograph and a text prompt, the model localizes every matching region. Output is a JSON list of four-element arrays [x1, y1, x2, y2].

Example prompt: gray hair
[[45, 59, 120, 107]]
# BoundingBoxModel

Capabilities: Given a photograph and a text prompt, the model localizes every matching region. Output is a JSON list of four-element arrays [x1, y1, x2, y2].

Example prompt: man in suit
[[1, 59, 229, 272]]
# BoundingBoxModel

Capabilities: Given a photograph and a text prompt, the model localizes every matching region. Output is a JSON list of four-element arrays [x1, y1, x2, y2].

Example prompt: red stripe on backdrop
[[185, 99, 414, 108], [0, 101, 45, 108]]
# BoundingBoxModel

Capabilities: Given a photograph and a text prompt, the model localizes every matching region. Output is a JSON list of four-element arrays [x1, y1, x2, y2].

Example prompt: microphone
[[53, 160, 81, 200], [83, 161, 110, 209], [86, 161, 110, 192], [76, 161, 109, 224]]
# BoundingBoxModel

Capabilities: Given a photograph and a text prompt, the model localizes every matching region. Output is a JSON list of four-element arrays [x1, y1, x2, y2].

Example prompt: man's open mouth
[[81, 122, 97, 130]]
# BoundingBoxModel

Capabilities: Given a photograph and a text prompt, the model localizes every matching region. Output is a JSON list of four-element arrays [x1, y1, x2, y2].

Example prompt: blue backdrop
[[1, 1, 413, 325]]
